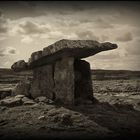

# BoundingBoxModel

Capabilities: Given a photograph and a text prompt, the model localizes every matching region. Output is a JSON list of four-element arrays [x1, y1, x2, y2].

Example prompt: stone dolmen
[[11, 39, 118, 105]]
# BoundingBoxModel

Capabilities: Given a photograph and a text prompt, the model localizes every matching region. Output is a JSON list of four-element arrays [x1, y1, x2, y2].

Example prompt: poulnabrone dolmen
[[11, 39, 118, 105]]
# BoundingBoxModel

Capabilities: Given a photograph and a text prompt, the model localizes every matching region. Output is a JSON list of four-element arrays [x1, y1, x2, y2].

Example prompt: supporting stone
[[30, 64, 54, 99], [54, 57, 74, 105], [74, 60, 93, 104]]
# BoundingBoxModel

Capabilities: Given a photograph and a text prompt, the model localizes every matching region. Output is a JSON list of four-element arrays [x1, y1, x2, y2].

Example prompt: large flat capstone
[[11, 39, 117, 71]]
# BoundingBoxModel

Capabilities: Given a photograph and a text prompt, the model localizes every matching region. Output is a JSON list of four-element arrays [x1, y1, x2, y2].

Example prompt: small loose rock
[[38, 116, 45, 120]]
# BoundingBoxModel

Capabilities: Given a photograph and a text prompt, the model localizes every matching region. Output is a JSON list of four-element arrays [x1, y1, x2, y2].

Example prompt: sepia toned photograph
[[0, 1, 140, 140]]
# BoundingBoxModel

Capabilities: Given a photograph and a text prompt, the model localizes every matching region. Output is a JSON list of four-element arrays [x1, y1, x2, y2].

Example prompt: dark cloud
[[0, 1, 44, 19], [8, 48, 16, 54], [0, 51, 5, 57], [18, 21, 50, 35], [0, 11, 2, 16], [116, 32, 133, 42], [0, 11, 8, 34], [0, 47, 17, 57]]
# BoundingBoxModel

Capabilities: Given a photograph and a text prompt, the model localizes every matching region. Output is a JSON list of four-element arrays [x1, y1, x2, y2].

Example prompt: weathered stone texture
[[42, 39, 117, 58], [28, 40, 118, 69], [30, 51, 42, 63], [11, 60, 27, 72], [54, 57, 74, 105], [0, 97, 22, 107], [30, 64, 54, 99], [74, 60, 93, 104]]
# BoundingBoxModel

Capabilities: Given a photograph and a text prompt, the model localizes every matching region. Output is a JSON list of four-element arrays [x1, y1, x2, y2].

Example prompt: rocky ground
[[0, 95, 140, 140], [94, 79, 140, 111], [0, 92, 140, 140], [0, 69, 140, 140]]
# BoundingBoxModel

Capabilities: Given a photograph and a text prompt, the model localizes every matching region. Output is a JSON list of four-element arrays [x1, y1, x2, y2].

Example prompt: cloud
[[100, 35, 109, 42], [7, 47, 16, 54], [75, 30, 99, 40], [21, 36, 33, 43], [126, 39, 140, 55], [0, 11, 9, 34], [116, 32, 133, 42], [0, 36, 6, 41], [0, 1, 45, 20], [0, 1, 139, 70], [18, 21, 50, 35], [92, 51, 120, 60], [0, 47, 17, 57], [95, 18, 114, 29]]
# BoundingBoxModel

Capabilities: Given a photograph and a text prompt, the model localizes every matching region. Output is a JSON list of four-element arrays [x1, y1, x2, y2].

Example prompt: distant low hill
[[91, 69, 140, 80], [0, 68, 140, 83], [0, 68, 32, 83]]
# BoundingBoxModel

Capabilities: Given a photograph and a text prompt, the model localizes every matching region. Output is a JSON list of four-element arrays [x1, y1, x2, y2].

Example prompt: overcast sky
[[0, 1, 140, 70]]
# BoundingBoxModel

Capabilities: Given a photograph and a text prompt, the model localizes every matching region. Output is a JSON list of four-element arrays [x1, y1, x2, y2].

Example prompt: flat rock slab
[[0, 97, 22, 107], [11, 39, 118, 71]]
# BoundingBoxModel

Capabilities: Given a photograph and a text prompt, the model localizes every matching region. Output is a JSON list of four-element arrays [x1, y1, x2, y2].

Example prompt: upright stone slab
[[30, 64, 54, 99], [74, 60, 93, 104], [54, 57, 74, 105]]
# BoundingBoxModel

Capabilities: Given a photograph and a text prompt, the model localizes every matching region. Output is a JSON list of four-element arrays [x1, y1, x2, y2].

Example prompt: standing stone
[[30, 64, 54, 99], [74, 60, 93, 104], [54, 57, 74, 105]]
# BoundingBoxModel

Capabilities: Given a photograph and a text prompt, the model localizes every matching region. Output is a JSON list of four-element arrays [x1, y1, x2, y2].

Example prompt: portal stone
[[54, 57, 74, 105], [74, 60, 93, 104], [30, 64, 54, 99]]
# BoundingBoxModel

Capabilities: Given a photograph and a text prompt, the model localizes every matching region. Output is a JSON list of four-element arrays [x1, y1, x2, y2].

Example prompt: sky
[[0, 1, 140, 70]]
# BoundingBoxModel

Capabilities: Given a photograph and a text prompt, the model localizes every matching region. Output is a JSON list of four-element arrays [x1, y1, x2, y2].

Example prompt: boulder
[[38, 115, 45, 120], [35, 96, 54, 104], [21, 96, 31, 102], [23, 100, 35, 105], [11, 60, 28, 72], [60, 113, 73, 126], [0, 97, 22, 107], [21, 97, 35, 105], [0, 90, 12, 99], [35, 96, 47, 102], [15, 94, 25, 99]]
